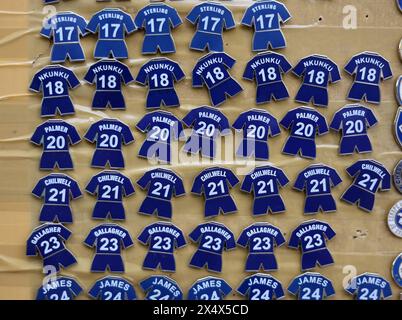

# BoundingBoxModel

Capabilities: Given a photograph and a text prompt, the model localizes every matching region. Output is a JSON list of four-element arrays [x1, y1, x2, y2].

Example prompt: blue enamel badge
[[392, 253, 402, 287], [395, 107, 402, 148]]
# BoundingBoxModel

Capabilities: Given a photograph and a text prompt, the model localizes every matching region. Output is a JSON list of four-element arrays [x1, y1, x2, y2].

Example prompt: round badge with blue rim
[[393, 160, 402, 194], [392, 253, 402, 288], [388, 201, 402, 238]]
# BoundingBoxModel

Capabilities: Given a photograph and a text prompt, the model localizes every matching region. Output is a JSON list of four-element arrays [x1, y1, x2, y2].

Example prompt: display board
[[0, 0, 401, 300]]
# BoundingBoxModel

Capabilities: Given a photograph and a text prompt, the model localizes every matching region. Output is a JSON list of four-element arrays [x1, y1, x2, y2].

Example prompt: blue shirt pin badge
[[84, 223, 134, 273], [31, 120, 81, 170], [30, 65, 81, 117], [88, 276, 137, 300], [392, 253, 402, 288], [136, 110, 185, 164], [188, 276, 232, 300], [287, 272, 335, 300], [388, 201, 402, 238], [84, 59, 134, 110], [294, 164, 342, 214], [341, 159, 391, 212], [135, 57, 185, 109], [280, 106, 329, 159], [237, 273, 285, 300], [233, 108, 281, 160], [137, 168, 185, 220], [345, 272, 393, 300], [137, 222, 186, 272], [288, 219, 336, 271], [85, 170, 135, 220], [84, 118, 135, 169], [182, 106, 231, 159], [243, 51, 292, 104], [237, 222, 286, 272], [41, 11, 88, 63], [241, 0, 291, 51], [393, 160, 402, 193], [32, 173, 82, 224], [396, 75, 402, 105], [140, 275, 183, 300], [293, 54, 341, 107], [87, 8, 136, 59], [344, 51, 393, 104], [36, 275, 83, 300], [394, 107, 402, 148], [192, 52, 243, 107], [330, 104, 378, 155], [240, 165, 289, 215], [187, 1, 235, 52], [192, 166, 239, 218], [26, 223, 77, 272], [189, 221, 236, 273], [135, 2, 182, 54], [399, 0, 402, 11], [43, 0, 60, 4]]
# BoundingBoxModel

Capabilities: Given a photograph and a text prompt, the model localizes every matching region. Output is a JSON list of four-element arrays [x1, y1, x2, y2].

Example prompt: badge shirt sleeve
[[293, 171, 306, 191], [123, 13, 137, 34], [70, 180, 82, 199], [241, 7, 253, 27], [121, 63, 135, 85], [288, 229, 300, 248], [317, 113, 329, 135], [32, 178, 45, 198], [84, 124, 97, 143], [30, 125, 44, 145], [278, 3, 291, 23], [86, 13, 99, 34], [174, 177, 186, 197], [287, 278, 300, 296], [88, 281, 101, 299], [189, 225, 202, 243], [40, 18, 53, 38], [84, 65, 97, 84], [329, 111, 342, 131], [344, 56, 358, 75], [226, 169, 240, 188], [121, 123, 135, 145], [67, 124, 81, 145], [191, 175, 203, 195], [278, 169, 290, 187], [29, 72, 42, 92], [137, 226, 150, 245], [186, 6, 200, 25], [236, 229, 249, 247], [329, 168, 343, 187], [381, 59, 393, 79], [240, 174, 253, 193], [365, 108, 378, 127], [121, 229, 134, 248], [223, 7, 236, 30], [169, 7, 183, 29], [137, 171, 151, 190], [84, 230, 96, 247], [123, 177, 135, 197]]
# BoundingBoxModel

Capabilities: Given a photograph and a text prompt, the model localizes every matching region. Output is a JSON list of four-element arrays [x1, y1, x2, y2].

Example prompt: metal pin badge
[[192, 52, 243, 107], [388, 201, 402, 238], [87, 8, 136, 59], [392, 253, 402, 288], [187, 1, 235, 52], [394, 107, 402, 148], [393, 160, 402, 194]]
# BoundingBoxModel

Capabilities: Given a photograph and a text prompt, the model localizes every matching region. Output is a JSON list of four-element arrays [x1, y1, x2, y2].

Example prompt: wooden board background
[[0, 0, 401, 299]]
